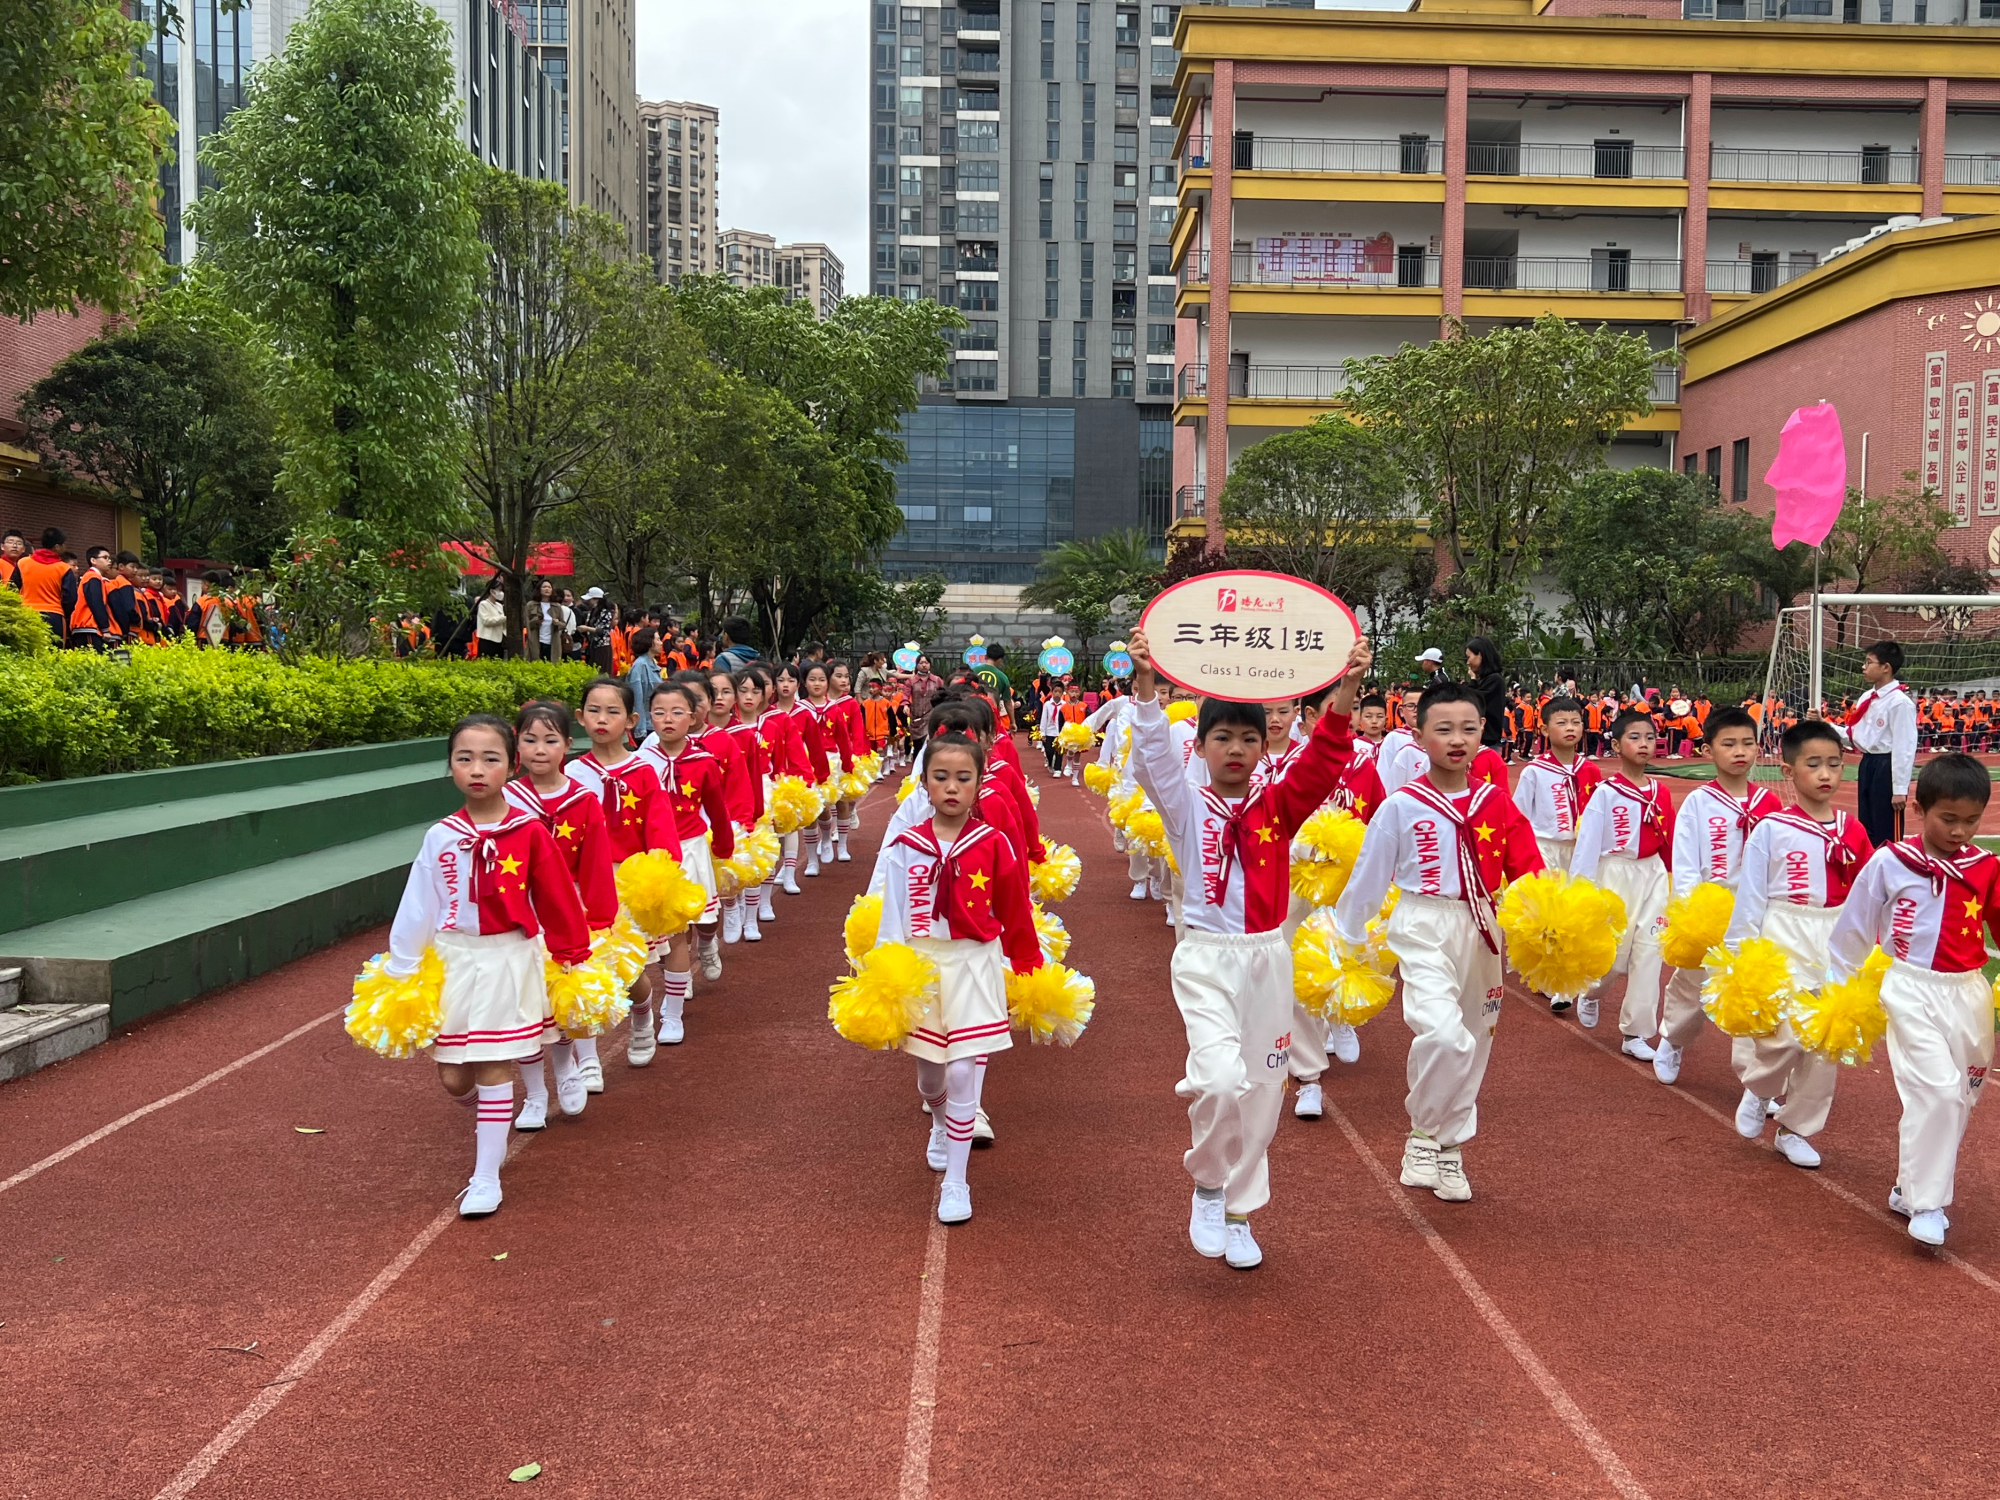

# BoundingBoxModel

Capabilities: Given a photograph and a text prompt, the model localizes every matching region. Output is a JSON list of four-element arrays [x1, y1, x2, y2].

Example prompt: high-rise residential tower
[[869, 0, 1182, 589], [776, 243, 846, 319], [524, 0, 641, 250], [720, 229, 779, 289], [639, 98, 722, 284]]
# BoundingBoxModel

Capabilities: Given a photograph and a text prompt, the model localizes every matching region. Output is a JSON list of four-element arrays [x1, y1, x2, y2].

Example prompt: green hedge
[[0, 642, 600, 782]]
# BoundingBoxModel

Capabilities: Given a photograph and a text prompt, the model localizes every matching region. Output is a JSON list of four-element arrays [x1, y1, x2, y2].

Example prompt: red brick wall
[[0, 474, 123, 553], [0, 309, 111, 443], [1537, 0, 1680, 15]]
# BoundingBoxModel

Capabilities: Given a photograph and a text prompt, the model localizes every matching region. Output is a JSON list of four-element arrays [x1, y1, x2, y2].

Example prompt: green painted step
[[0, 760, 461, 935], [0, 737, 447, 828], [0, 823, 429, 1026]]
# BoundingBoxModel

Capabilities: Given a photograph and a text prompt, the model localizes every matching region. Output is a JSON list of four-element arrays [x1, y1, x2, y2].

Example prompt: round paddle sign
[[1102, 647, 1134, 678], [1136, 570, 1359, 703], [962, 639, 987, 667], [892, 645, 920, 672], [1039, 645, 1074, 675]]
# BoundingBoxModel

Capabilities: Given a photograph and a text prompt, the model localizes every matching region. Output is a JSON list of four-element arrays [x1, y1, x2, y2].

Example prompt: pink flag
[[1764, 403, 1846, 549]]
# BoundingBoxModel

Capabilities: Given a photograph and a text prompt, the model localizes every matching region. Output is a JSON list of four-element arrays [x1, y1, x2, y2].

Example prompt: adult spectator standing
[[15, 527, 74, 643], [713, 616, 762, 674], [1415, 646, 1451, 685], [524, 579, 573, 662], [474, 581, 510, 659], [573, 587, 613, 671], [856, 650, 887, 693], [628, 627, 664, 738], [1464, 636, 1507, 750], [972, 642, 1016, 730], [0, 529, 25, 588], [906, 654, 944, 742]]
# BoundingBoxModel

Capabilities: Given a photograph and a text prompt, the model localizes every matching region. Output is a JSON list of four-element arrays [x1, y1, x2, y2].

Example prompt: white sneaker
[[722, 905, 744, 944], [1165, 908, 1176, 927], [699, 945, 722, 982], [1734, 1088, 1767, 1140], [1549, 996, 1573, 1014], [1129, 881, 1148, 900], [1889, 1185, 1914, 1218], [742, 913, 763, 942], [804, 853, 821, 878], [1909, 1208, 1948, 1246], [515, 1095, 547, 1131], [1766, 1098, 1783, 1118], [819, 838, 836, 866], [1294, 1081, 1324, 1119], [938, 1181, 972, 1224], [836, 842, 852, 863], [1188, 1191, 1227, 1258], [628, 1021, 658, 1068], [554, 1070, 587, 1117], [579, 1056, 605, 1094], [759, 888, 778, 919], [972, 1107, 994, 1145], [1774, 1129, 1821, 1169], [1620, 1035, 1658, 1062], [926, 1120, 948, 1171], [1400, 1133, 1440, 1189], [657, 1012, 685, 1045], [458, 1176, 502, 1217], [1577, 996, 1600, 1028], [1224, 1220, 1263, 1269], [1433, 1145, 1472, 1202], [781, 870, 801, 895], [1327, 1023, 1360, 1065], [1652, 1039, 1682, 1085], [1173, 1076, 1196, 1100]]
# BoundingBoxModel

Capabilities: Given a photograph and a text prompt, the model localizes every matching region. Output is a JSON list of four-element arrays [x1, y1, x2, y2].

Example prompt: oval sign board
[[1039, 645, 1074, 675], [892, 646, 920, 672], [1136, 570, 1359, 703], [1102, 648, 1134, 678], [962, 643, 987, 667]]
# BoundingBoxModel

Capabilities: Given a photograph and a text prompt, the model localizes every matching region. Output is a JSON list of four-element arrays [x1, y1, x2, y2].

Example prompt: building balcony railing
[[1466, 141, 1685, 180], [1179, 363, 1354, 401], [1704, 257, 1817, 295], [1247, 136, 1444, 175], [1233, 250, 1442, 288], [1651, 363, 1682, 404], [1181, 247, 1208, 286], [1463, 256, 1682, 293], [1175, 484, 1205, 520], [1709, 145, 1918, 185], [1944, 153, 2000, 186]]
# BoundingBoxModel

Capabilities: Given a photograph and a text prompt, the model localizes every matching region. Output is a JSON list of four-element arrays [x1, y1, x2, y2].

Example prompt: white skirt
[[1535, 835, 1574, 873], [430, 928, 553, 1063], [903, 936, 1014, 1063]]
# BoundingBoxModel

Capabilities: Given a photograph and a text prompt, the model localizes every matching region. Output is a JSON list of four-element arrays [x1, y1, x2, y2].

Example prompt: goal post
[[1763, 593, 2000, 739]]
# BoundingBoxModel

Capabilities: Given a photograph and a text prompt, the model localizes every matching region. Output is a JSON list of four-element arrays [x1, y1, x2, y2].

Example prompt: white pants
[[1880, 960, 1994, 1212], [1128, 847, 1151, 885], [1391, 894, 1503, 1147], [1280, 893, 1329, 1083], [1595, 854, 1668, 1039], [1534, 836, 1574, 873], [1173, 929, 1292, 1216], [1729, 903, 1841, 1137]]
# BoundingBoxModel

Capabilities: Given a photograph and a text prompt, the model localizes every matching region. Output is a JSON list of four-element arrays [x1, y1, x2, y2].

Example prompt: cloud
[[636, 0, 867, 282]]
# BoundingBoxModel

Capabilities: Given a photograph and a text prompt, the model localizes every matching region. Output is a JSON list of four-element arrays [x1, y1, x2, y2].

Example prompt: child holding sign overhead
[[1127, 626, 1373, 1271]]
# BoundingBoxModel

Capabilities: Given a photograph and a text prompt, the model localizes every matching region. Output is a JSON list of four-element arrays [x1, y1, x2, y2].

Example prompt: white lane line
[[897, 1190, 952, 1500], [1327, 1100, 1653, 1500], [0, 1006, 347, 1198], [1522, 990, 2000, 1300], [151, 1136, 534, 1499]]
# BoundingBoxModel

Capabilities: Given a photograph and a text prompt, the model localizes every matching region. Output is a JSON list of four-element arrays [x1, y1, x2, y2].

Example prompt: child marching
[[1570, 709, 1677, 1053], [636, 680, 736, 1037], [710, 666, 771, 944], [1512, 695, 1602, 1013]]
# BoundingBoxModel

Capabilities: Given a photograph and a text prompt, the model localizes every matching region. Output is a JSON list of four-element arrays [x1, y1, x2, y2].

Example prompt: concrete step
[[0, 761, 459, 935], [0, 824, 428, 1027], [0, 1002, 112, 1083]]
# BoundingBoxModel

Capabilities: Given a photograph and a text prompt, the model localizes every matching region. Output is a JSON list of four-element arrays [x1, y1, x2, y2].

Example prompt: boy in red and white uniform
[[1336, 682, 1543, 1204], [1513, 695, 1602, 1015], [637, 681, 735, 1036], [1570, 709, 1678, 1054], [1721, 719, 1873, 1169], [1127, 629, 1374, 1271], [1827, 753, 2000, 1247], [1653, 708, 1778, 1086]]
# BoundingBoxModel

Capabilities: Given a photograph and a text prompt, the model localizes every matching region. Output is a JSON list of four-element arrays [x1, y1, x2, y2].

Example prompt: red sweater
[[640, 741, 736, 860], [504, 777, 620, 929], [568, 751, 677, 862]]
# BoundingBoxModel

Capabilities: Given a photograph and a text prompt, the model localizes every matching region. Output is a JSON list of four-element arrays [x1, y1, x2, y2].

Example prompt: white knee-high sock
[[572, 1036, 598, 1068], [916, 1058, 948, 1114], [517, 1051, 548, 1109], [754, 883, 775, 919], [660, 968, 691, 1022], [943, 1057, 980, 1185], [548, 1039, 579, 1085], [697, 925, 718, 958], [474, 1084, 512, 1182]]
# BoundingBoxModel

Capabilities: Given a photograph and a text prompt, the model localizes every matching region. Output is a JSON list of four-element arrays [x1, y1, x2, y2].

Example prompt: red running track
[[5, 760, 2000, 1498]]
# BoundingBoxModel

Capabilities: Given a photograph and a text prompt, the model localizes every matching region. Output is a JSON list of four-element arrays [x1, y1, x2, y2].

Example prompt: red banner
[[443, 541, 576, 577]]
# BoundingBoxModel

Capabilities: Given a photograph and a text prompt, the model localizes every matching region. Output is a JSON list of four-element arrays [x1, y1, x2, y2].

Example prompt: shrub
[[0, 587, 54, 657], [0, 640, 598, 781]]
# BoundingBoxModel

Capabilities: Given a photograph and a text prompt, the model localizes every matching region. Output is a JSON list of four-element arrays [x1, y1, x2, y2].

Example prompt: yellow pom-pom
[[717, 823, 780, 893], [1291, 913, 1397, 1026], [836, 768, 871, 802], [1127, 806, 1171, 860], [1497, 870, 1627, 997], [1786, 948, 1891, 1065], [1030, 843, 1082, 904], [844, 892, 882, 962], [828, 942, 938, 1050], [1006, 961, 1096, 1046], [593, 913, 650, 988], [1083, 762, 1115, 796], [1108, 789, 1142, 830], [1662, 883, 1736, 970], [1032, 901, 1071, 962], [1700, 936, 1794, 1038], [615, 849, 710, 939], [1027, 780, 1041, 807], [1056, 720, 1095, 753], [346, 948, 445, 1059], [897, 773, 919, 804], [1289, 806, 1367, 909], [1164, 700, 1198, 724], [544, 952, 631, 1038], [768, 775, 823, 835]]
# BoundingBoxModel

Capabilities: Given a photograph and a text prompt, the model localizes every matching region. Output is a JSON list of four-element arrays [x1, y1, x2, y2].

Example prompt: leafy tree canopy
[[1218, 418, 1409, 607]]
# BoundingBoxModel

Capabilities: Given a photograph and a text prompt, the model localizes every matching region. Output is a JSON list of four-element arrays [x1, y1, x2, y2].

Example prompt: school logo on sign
[[1217, 587, 1238, 612]]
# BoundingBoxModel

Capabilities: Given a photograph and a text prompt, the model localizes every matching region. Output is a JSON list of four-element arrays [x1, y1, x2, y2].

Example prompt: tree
[[1344, 316, 1659, 632], [1217, 419, 1408, 605], [187, 0, 481, 650], [455, 169, 634, 646], [20, 292, 280, 564], [0, 0, 174, 319], [1818, 474, 1964, 636], [1021, 529, 1163, 672]]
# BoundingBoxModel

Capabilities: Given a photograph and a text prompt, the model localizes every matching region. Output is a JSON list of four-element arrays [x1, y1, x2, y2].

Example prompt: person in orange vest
[[101, 551, 145, 646], [194, 571, 234, 646], [68, 546, 117, 650], [16, 527, 75, 643], [0, 529, 25, 590]]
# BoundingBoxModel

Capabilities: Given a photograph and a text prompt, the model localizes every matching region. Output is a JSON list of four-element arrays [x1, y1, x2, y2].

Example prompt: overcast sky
[[632, 1, 1407, 291]]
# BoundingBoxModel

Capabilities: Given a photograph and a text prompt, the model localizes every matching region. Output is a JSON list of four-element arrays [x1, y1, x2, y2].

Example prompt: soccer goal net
[[1762, 593, 2000, 759]]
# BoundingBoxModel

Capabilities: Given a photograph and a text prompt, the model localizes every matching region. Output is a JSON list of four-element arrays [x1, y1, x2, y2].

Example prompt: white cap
[[1416, 647, 1444, 663], [582, 587, 604, 599]]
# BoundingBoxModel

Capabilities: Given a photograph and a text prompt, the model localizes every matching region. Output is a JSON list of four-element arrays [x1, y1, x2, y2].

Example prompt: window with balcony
[[960, 159, 999, 192], [1114, 209, 1138, 242], [1113, 364, 1134, 397], [960, 319, 999, 350], [901, 86, 923, 117], [901, 45, 924, 75], [1147, 281, 1173, 314], [960, 87, 998, 110], [901, 246, 923, 276], [1111, 285, 1136, 319], [1112, 327, 1135, 359], [959, 200, 999, 233], [960, 119, 998, 151], [1118, 47, 1139, 73], [1146, 322, 1173, 355], [959, 280, 998, 310], [1151, 4, 1177, 35], [1116, 87, 1138, 114], [901, 166, 923, 196]]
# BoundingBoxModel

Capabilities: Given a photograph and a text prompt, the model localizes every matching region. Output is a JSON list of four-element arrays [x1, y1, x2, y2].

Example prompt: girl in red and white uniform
[[1721, 719, 1873, 1169], [1827, 753, 2000, 1247], [649, 671, 750, 982], [774, 661, 833, 882], [801, 662, 855, 868], [387, 715, 592, 1217], [736, 664, 785, 925], [1128, 631, 1373, 1269], [505, 698, 618, 1111], [569, 677, 677, 1070], [707, 666, 768, 945], [826, 662, 872, 861], [636, 680, 735, 1040], [1337, 684, 1542, 1206], [1569, 709, 1678, 1052], [870, 731, 1042, 1226]]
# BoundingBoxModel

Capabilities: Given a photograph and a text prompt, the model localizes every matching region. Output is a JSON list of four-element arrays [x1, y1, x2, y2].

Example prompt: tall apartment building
[[523, 0, 641, 250], [869, 0, 1184, 588], [639, 98, 721, 284], [1169, 0, 2000, 550], [720, 229, 778, 288], [776, 242, 846, 319], [133, 1, 562, 265]]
